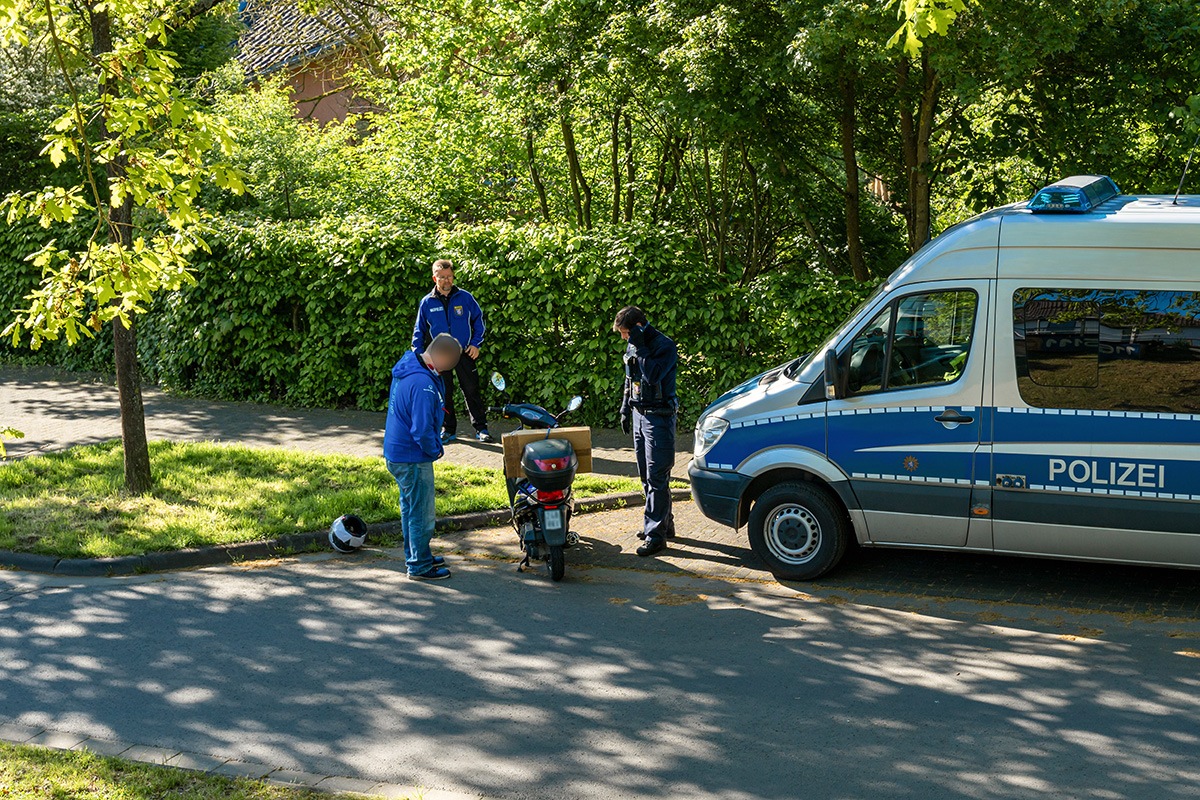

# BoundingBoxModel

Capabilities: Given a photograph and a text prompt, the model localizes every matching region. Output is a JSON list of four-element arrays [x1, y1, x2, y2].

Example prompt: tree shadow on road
[[4, 553, 1198, 800]]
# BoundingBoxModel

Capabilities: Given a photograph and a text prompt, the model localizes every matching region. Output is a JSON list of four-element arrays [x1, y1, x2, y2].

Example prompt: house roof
[[235, 0, 351, 78]]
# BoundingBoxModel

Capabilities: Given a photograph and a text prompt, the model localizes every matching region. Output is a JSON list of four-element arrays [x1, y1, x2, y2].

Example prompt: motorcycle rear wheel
[[548, 545, 565, 582]]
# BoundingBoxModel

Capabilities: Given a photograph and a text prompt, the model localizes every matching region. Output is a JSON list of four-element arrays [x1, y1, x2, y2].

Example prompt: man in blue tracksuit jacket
[[411, 258, 492, 443], [385, 333, 462, 581], [613, 306, 679, 557]]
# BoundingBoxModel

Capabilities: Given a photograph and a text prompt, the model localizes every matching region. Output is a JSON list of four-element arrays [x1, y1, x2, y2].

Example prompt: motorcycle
[[488, 372, 583, 582]]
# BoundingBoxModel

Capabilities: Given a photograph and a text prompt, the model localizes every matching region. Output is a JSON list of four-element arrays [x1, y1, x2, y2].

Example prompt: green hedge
[[140, 216, 436, 409], [1, 216, 873, 426], [0, 220, 116, 375], [442, 221, 871, 425]]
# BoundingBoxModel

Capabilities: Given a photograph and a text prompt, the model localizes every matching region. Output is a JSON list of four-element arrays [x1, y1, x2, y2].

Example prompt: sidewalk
[[0, 365, 692, 478]]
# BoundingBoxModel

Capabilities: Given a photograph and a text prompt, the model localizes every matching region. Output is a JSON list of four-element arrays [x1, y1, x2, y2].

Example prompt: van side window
[[1013, 288, 1200, 414], [845, 290, 978, 395], [1014, 290, 1101, 391]]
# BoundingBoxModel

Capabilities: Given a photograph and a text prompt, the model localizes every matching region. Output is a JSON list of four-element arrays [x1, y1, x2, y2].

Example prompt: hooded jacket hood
[[384, 350, 446, 463], [394, 349, 432, 380]]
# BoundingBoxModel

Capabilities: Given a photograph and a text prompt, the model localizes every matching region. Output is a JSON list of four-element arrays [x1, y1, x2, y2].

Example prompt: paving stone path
[[0, 365, 692, 478]]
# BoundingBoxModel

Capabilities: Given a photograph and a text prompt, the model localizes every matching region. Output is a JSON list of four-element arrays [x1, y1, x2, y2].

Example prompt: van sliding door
[[991, 281, 1200, 565]]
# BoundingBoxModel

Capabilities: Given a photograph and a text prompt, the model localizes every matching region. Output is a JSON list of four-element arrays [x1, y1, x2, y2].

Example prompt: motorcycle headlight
[[694, 415, 729, 458]]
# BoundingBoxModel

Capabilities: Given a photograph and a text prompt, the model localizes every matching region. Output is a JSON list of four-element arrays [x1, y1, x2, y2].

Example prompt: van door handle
[[934, 408, 974, 429]]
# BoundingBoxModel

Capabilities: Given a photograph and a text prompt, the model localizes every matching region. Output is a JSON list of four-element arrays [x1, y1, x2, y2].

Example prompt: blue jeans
[[386, 460, 437, 576]]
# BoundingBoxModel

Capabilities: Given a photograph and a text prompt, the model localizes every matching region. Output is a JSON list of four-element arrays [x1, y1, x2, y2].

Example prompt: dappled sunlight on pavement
[[436, 500, 1200, 631], [3, 553, 1200, 799]]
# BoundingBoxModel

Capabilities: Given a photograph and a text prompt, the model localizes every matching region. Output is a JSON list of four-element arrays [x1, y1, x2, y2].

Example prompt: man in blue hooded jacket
[[385, 333, 463, 580], [411, 259, 492, 444]]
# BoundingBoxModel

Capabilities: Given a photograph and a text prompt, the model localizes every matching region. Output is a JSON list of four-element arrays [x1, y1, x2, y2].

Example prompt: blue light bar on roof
[[1028, 175, 1121, 213]]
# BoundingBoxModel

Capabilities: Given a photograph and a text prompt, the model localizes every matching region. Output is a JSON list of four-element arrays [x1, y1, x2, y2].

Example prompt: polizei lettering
[[1048, 458, 1165, 490]]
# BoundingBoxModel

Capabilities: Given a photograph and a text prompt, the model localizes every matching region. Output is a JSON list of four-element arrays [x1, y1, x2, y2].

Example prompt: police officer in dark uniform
[[614, 306, 678, 557]]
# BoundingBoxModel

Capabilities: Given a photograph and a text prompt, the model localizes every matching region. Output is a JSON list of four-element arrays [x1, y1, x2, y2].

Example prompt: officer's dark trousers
[[634, 408, 676, 541], [440, 356, 488, 436]]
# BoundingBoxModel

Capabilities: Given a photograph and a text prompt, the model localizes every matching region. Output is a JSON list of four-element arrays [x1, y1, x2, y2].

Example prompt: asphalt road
[[2, 553, 1199, 800]]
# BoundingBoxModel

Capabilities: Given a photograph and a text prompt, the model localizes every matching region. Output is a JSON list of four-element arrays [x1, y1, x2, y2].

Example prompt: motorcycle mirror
[[566, 395, 583, 412], [490, 372, 506, 392]]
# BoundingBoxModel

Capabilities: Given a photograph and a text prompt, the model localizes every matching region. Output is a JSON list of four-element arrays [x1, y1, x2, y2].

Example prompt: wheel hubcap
[[765, 504, 821, 564]]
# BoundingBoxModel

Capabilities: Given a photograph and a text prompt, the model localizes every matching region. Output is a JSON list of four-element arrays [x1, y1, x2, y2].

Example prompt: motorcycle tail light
[[537, 489, 567, 502], [533, 456, 571, 471]]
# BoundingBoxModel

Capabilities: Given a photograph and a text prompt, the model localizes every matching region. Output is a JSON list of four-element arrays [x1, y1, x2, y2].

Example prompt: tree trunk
[[714, 140, 729, 275], [898, 54, 940, 255], [525, 129, 550, 222], [650, 139, 669, 222], [561, 115, 592, 229], [623, 114, 635, 223], [800, 214, 837, 272], [913, 56, 939, 252], [839, 62, 868, 282], [738, 141, 771, 286], [701, 139, 717, 262], [610, 110, 621, 225], [898, 60, 917, 250], [651, 134, 685, 222], [91, 2, 152, 494], [113, 315, 151, 494], [565, 126, 583, 226]]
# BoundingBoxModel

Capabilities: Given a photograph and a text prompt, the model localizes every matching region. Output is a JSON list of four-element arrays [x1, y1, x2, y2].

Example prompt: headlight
[[694, 415, 729, 458]]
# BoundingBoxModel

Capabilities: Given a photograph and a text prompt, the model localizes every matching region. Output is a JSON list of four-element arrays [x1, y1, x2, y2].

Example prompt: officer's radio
[[626, 362, 664, 407]]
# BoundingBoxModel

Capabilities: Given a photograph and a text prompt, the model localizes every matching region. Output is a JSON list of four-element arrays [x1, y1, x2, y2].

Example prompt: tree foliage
[[0, 0, 245, 349], [888, 0, 975, 57], [351, 0, 1200, 272], [0, 426, 22, 458], [0, 0, 245, 493], [3, 0, 1200, 427]]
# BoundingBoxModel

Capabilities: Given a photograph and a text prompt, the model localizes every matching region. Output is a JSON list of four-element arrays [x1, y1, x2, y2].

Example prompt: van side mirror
[[824, 350, 842, 400]]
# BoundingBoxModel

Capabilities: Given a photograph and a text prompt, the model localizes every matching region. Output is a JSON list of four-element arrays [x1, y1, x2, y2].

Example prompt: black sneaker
[[636, 538, 666, 557], [409, 567, 452, 581], [476, 430, 495, 443]]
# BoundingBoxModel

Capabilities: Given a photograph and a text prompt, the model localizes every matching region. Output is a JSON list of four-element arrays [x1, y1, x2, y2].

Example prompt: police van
[[689, 175, 1200, 580]]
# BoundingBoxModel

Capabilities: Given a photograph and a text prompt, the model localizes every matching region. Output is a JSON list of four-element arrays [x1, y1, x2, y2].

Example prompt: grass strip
[[0, 441, 654, 559], [0, 741, 368, 800]]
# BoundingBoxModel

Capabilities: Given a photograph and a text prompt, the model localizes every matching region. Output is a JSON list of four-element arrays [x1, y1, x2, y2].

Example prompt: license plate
[[543, 509, 563, 531]]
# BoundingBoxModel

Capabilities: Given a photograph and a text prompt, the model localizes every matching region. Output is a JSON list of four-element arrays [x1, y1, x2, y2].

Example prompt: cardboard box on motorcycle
[[502, 427, 593, 479]]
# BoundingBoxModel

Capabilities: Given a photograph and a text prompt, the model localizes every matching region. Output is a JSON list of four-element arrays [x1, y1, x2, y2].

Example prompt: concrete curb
[[0, 488, 690, 578]]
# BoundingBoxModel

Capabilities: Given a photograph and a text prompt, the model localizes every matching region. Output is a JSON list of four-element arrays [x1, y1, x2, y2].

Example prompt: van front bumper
[[688, 461, 749, 528]]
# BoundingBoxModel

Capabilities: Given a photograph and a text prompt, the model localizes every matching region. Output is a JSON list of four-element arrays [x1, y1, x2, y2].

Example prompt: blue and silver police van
[[689, 175, 1200, 580]]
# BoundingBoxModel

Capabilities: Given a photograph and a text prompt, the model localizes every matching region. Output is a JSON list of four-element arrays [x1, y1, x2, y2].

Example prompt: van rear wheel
[[747, 482, 849, 581]]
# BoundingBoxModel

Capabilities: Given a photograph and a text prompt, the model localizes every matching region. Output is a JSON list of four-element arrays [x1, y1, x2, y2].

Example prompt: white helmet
[[329, 514, 368, 553]]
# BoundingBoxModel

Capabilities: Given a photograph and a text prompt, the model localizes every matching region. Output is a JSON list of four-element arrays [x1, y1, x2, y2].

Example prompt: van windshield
[[784, 282, 888, 380]]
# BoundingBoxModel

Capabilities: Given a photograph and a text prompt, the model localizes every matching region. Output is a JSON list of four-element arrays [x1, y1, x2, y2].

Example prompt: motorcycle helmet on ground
[[329, 514, 368, 553]]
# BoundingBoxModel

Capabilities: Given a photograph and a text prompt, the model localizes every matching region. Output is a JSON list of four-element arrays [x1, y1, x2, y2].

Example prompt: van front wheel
[[747, 482, 849, 581]]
